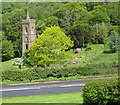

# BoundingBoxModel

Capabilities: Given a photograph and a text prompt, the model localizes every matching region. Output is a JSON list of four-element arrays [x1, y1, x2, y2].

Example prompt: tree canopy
[[2, 2, 119, 62], [29, 26, 73, 67]]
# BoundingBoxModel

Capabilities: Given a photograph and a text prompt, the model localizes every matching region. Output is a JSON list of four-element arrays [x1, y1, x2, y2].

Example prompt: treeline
[[2, 2, 119, 61]]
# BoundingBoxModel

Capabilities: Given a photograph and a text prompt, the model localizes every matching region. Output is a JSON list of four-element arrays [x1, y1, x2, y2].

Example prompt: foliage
[[85, 2, 108, 11], [29, 26, 73, 67], [106, 2, 119, 25], [1, 2, 119, 61], [22, 50, 33, 66], [2, 57, 118, 81], [2, 9, 26, 57], [91, 22, 109, 45], [2, 39, 14, 61], [89, 5, 110, 25], [82, 78, 119, 105], [66, 24, 92, 48], [13, 38, 22, 57], [36, 16, 59, 35], [53, 2, 92, 30], [109, 31, 119, 53]]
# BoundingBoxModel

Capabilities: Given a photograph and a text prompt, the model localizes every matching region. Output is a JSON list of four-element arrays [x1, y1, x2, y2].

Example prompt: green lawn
[[2, 92, 83, 103]]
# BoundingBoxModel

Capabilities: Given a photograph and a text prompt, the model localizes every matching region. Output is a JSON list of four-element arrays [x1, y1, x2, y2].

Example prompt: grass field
[[2, 92, 83, 103]]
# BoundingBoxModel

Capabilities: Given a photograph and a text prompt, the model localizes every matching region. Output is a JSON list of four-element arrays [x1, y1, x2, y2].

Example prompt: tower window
[[32, 27, 34, 34], [25, 27, 28, 34], [26, 44, 28, 49]]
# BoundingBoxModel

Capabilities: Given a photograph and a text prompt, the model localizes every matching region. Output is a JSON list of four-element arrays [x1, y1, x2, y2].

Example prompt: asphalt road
[[1, 80, 88, 98], [1, 77, 116, 98]]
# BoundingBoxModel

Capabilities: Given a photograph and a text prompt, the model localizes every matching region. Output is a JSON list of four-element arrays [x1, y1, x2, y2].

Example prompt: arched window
[[25, 27, 28, 34]]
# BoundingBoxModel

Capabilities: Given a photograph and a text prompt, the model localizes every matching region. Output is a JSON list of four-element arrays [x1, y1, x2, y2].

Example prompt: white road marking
[[1, 83, 85, 91], [0, 87, 41, 92], [60, 83, 85, 87]]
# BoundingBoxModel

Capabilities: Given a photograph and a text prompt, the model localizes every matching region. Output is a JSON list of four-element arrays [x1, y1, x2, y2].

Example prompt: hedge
[[82, 78, 119, 105], [2, 62, 118, 82]]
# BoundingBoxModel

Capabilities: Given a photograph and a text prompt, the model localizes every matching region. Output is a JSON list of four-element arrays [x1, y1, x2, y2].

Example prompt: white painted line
[[0, 87, 41, 92], [60, 83, 85, 88]]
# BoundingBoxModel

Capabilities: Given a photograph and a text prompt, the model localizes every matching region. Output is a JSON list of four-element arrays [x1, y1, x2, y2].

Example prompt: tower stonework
[[22, 9, 36, 54]]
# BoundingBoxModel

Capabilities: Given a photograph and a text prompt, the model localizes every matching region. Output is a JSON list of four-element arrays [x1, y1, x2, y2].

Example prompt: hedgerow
[[2, 62, 118, 82], [82, 78, 119, 105]]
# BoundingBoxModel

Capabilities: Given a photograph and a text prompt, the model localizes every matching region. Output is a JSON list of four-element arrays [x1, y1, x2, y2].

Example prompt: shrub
[[22, 50, 33, 66], [82, 78, 119, 105], [109, 31, 119, 53]]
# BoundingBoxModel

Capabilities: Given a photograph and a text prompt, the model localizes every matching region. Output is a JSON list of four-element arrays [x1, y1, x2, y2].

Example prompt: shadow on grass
[[103, 50, 113, 54]]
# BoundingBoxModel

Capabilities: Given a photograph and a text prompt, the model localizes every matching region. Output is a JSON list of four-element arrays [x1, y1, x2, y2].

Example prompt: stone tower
[[22, 8, 36, 54]]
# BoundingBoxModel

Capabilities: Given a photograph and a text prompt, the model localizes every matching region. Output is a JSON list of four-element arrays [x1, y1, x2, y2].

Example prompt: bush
[[82, 78, 119, 105], [22, 50, 33, 66], [109, 31, 119, 53]]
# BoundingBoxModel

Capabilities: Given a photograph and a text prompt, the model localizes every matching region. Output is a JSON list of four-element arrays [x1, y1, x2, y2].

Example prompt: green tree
[[2, 9, 26, 57], [29, 26, 73, 67], [66, 24, 92, 48], [36, 16, 59, 35], [2, 9, 25, 42], [106, 2, 119, 25], [45, 16, 59, 27], [91, 22, 109, 45], [53, 2, 91, 30], [89, 5, 110, 25], [2, 39, 14, 61], [13, 39, 22, 57], [109, 31, 119, 53]]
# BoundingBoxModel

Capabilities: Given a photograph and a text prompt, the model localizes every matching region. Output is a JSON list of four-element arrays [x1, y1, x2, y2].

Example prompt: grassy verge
[[2, 92, 83, 103], [1, 74, 118, 85]]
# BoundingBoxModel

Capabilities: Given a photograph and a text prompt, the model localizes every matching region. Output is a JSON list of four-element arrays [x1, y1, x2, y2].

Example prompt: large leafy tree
[[106, 2, 119, 25], [53, 2, 92, 30], [2, 9, 26, 57], [2, 9, 25, 42], [91, 22, 109, 45], [36, 16, 59, 35], [29, 26, 73, 67], [89, 5, 110, 25], [66, 24, 92, 48]]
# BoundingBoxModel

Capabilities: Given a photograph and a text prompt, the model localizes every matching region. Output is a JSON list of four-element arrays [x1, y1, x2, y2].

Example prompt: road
[[1, 80, 88, 98], [1, 77, 116, 98]]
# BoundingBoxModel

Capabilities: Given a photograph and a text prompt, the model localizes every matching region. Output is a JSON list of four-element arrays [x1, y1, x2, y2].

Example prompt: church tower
[[22, 8, 36, 54]]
